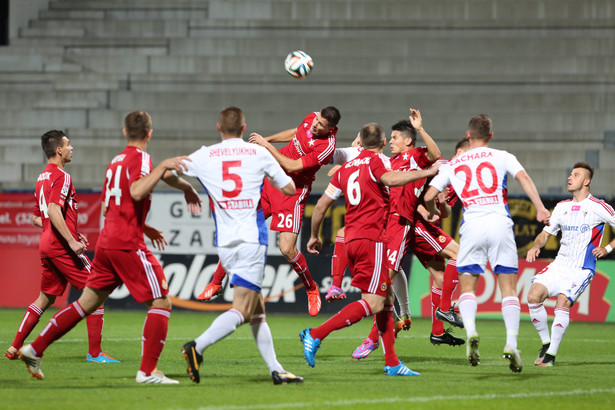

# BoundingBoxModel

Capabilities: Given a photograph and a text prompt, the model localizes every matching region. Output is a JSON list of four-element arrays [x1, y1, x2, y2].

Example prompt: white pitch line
[[190, 388, 615, 410]]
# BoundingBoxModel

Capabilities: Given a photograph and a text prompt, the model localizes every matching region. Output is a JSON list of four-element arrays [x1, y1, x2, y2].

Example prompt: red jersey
[[279, 112, 337, 188], [396, 147, 435, 221], [34, 163, 79, 258], [97, 146, 152, 250], [325, 150, 389, 243]]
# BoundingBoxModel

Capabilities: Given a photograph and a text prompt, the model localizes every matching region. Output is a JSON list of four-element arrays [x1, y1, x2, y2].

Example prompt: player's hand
[[592, 247, 609, 259], [249, 133, 267, 146], [426, 161, 442, 176], [161, 156, 191, 175], [69, 238, 86, 255], [77, 233, 89, 247], [144, 225, 168, 251], [536, 207, 551, 225], [526, 247, 541, 262], [183, 186, 202, 215], [409, 108, 423, 131], [328, 165, 342, 177], [307, 236, 322, 254]]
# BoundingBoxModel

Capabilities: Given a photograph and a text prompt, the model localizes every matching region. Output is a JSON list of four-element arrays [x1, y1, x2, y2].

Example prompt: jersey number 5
[[455, 162, 497, 198], [222, 161, 242, 198]]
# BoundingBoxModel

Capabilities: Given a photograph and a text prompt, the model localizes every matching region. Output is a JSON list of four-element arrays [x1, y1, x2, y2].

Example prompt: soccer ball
[[284, 50, 314, 79]]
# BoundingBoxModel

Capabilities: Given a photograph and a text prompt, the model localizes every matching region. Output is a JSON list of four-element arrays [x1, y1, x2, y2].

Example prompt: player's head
[[359, 123, 386, 149], [389, 120, 417, 155], [311, 106, 341, 137], [123, 110, 153, 142], [568, 162, 594, 192], [41, 129, 72, 162], [467, 114, 493, 142], [453, 137, 471, 158], [217, 106, 246, 137]]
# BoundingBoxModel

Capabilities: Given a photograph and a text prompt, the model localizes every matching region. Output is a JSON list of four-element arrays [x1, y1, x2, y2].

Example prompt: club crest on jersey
[[161, 279, 168, 290], [380, 282, 387, 292], [580, 224, 589, 233], [438, 235, 446, 243]]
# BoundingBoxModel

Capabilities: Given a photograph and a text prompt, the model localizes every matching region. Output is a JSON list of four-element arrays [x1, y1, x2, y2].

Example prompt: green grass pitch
[[1, 308, 614, 409]]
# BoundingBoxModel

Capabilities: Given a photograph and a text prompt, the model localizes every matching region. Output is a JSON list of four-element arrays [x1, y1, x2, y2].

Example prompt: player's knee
[[150, 295, 173, 310]]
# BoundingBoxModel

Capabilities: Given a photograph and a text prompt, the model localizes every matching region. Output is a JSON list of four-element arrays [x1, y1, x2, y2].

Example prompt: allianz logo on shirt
[[562, 224, 590, 233]]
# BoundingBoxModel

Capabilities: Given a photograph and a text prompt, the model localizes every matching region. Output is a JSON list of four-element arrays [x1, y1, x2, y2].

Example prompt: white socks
[[195, 308, 244, 354], [528, 303, 551, 344], [547, 307, 570, 356], [501, 296, 521, 349], [392, 268, 410, 316], [250, 314, 283, 373], [458, 292, 477, 337]]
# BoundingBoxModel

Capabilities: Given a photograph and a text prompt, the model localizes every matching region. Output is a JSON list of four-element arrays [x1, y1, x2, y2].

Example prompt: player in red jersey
[[200, 107, 341, 317], [300, 123, 439, 376], [19, 111, 202, 383], [5, 131, 117, 364]]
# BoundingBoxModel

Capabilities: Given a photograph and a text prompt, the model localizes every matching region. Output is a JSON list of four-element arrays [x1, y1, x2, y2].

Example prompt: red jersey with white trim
[[97, 146, 152, 250], [325, 150, 390, 243], [279, 112, 337, 188], [395, 147, 435, 221], [544, 194, 615, 272], [34, 163, 79, 258]]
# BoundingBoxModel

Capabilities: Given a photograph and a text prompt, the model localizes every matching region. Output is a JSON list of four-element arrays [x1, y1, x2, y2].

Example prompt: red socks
[[11, 303, 44, 350], [31, 301, 87, 356], [440, 259, 459, 311], [375, 305, 400, 367], [210, 261, 227, 287], [431, 286, 445, 335], [140, 308, 170, 375], [86, 307, 105, 356], [289, 252, 316, 290], [310, 300, 372, 341], [331, 236, 347, 288]]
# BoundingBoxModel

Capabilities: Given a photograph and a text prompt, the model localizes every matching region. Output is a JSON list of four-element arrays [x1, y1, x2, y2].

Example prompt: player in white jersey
[[424, 114, 550, 373], [179, 107, 303, 385], [526, 162, 615, 367]]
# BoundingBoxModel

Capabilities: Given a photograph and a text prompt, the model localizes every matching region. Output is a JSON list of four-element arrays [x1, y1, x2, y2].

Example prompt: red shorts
[[87, 247, 168, 303], [345, 239, 390, 297], [40, 253, 92, 296], [411, 219, 453, 267], [261, 179, 310, 233], [384, 214, 413, 271]]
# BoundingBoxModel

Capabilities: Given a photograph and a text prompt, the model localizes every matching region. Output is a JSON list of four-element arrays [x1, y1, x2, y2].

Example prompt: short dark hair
[[320, 106, 341, 127], [218, 106, 245, 136], [124, 110, 152, 141], [359, 123, 385, 149], [41, 130, 66, 159], [391, 120, 417, 146], [468, 114, 492, 141], [573, 161, 594, 180], [455, 138, 470, 152]]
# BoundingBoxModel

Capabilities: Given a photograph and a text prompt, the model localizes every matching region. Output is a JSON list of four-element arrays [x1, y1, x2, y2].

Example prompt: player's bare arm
[[264, 128, 297, 143], [423, 186, 443, 220], [592, 239, 615, 258], [307, 194, 335, 254], [47, 202, 86, 255], [249, 133, 304, 173], [515, 170, 551, 224], [32, 215, 42, 228], [409, 108, 441, 162], [130, 156, 191, 201], [380, 162, 441, 187], [526, 230, 552, 262], [162, 170, 203, 214], [144, 224, 168, 251], [268, 178, 296, 196]]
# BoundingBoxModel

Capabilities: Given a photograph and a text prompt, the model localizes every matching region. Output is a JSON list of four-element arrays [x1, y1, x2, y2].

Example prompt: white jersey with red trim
[[430, 146, 524, 222], [182, 138, 292, 247], [545, 194, 615, 272]]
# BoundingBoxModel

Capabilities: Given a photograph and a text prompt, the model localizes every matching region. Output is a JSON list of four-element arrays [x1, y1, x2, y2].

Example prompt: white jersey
[[545, 194, 615, 272], [182, 138, 292, 247], [430, 146, 524, 222]]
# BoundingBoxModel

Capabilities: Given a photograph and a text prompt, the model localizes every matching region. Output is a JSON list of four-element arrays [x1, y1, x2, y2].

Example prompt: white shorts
[[531, 259, 594, 305], [457, 215, 518, 275], [218, 243, 267, 292]]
